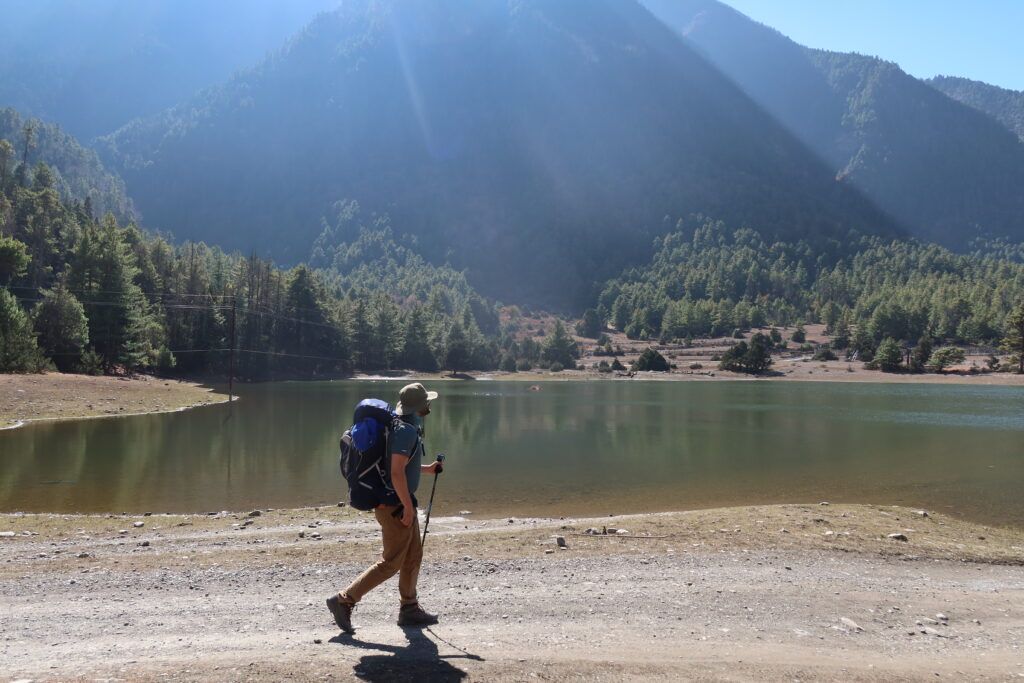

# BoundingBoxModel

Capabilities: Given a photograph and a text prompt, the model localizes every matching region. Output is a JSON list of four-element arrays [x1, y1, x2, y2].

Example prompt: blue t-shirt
[[390, 415, 423, 497]]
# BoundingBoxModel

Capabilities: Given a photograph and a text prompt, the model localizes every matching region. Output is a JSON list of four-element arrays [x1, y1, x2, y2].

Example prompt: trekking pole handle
[[434, 453, 445, 474]]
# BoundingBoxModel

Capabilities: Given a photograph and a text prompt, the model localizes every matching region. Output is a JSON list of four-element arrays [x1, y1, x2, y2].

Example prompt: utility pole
[[228, 298, 236, 405]]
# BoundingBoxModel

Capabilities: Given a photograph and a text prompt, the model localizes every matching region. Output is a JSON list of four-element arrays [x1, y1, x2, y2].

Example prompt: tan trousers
[[340, 505, 422, 606]]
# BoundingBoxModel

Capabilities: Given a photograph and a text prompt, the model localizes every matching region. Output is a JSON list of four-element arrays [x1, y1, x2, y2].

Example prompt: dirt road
[[2, 504, 1022, 681]]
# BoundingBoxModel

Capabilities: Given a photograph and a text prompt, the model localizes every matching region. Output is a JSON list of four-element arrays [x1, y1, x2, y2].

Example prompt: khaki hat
[[395, 382, 439, 416]]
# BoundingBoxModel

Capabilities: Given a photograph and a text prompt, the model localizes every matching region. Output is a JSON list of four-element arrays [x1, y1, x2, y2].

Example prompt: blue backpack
[[339, 399, 415, 511]]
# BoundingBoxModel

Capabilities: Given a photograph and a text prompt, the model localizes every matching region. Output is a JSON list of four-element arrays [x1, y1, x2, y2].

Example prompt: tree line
[[594, 218, 1024, 373], [0, 153, 517, 378]]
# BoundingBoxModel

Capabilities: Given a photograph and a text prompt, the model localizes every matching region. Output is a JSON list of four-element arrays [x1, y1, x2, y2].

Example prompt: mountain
[[0, 108, 134, 221], [929, 76, 1024, 143], [98, 0, 898, 308], [0, 0, 339, 139], [641, 0, 1024, 248]]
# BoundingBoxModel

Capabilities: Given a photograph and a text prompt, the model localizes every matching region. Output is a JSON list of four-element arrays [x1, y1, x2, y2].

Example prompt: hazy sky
[[725, 0, 1024, 91]]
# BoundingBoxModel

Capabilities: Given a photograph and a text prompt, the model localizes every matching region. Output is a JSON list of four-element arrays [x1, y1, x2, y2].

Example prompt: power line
[[5, 284, 241, 300], [14, 296, 230, 311], [39, 348, 351, 365]]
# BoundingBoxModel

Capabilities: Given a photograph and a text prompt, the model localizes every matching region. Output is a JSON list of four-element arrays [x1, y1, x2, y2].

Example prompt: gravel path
[[2, 504, 1023, 681]]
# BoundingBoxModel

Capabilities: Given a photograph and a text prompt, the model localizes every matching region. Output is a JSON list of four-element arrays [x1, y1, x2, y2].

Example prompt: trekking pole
[[421, 453, 445, 547]]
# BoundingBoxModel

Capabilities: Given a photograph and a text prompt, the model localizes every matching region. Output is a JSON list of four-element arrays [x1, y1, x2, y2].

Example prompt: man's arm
[[390, 453, 415, 527]]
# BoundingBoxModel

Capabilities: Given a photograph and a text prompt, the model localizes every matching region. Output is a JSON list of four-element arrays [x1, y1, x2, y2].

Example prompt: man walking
[[327, 382, 444, 633]]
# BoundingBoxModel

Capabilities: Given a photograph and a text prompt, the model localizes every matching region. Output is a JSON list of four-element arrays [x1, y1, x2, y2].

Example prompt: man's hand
[[422, 460, 444, 475], [400, 505, 415, 528]]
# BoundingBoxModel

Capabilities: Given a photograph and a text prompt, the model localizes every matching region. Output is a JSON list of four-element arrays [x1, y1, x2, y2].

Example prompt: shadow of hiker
[[331, 626, 483, 682]]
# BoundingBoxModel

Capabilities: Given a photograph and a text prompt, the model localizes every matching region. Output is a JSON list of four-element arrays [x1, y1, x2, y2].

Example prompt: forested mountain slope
[[98, 0, 898, 308], [641, 0, 1024, 248], [929, 76, 1024, 142], [0, 0, 338, 139], [0, 108, 134, 221], [600, 218, 1024, 350]]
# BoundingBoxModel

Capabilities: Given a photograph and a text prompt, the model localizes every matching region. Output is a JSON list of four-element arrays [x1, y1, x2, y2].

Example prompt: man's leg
[[397, 514, 423, 606], [396, 514, 438, 626], [339, 505, 415, 604]]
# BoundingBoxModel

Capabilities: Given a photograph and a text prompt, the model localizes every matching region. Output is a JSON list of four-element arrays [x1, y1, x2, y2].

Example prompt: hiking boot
[[397, 603, 439, 627], [326, 595, 356, 634]]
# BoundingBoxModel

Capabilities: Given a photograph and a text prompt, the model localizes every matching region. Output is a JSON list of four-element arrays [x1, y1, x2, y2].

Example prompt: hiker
[[327, 382, 445, 633]]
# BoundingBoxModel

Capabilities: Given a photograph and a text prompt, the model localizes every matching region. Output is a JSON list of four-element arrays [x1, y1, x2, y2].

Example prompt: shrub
[[611, 358, 626, 372], [791, 324, 806, 343], [515, 359, 533, 372], [718, 333, 773, 374], [156, 347, 177, 372], [549, 362, 564, 373], [927, 346, 966, 374], [875, 337, 903, 372], [632, 348, 670, 372], [79, 348, 104, 375], [812, 347, 838, 362]]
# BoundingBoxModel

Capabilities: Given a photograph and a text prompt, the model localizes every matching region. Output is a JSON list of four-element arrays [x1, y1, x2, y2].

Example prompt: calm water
[[2, 380, 1023, 526]]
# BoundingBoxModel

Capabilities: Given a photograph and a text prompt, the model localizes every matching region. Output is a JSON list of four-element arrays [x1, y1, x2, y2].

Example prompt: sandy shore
[[2, 503, 1022, 681], [0, 372, 229, 429]]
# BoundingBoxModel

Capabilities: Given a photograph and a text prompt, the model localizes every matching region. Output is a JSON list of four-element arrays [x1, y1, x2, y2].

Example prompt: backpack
[[338, 398, 417, 511]]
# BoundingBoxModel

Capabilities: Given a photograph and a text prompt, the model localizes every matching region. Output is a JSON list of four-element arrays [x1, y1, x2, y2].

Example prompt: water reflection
[[1, 380, 1022, 526]]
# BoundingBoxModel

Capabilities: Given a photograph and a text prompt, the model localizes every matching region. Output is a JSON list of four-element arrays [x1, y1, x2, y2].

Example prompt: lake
[[1, 380, 1023, 526]]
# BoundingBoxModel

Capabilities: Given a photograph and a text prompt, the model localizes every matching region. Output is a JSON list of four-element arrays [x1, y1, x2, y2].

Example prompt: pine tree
[[32, 283, 89, 371], [370, 292, 401, 370], [575, 308, 602, 338], [0, 288, 43, 372], [541, 320, 578, 368], [69, 217, 156, 372], [910, 335, 933, 373], [0, 236, 29, 285], [400, 305, 438, 371], [0, 139, 13, 190], [443, 320, 471, 373], [1002, 302, 1024, 374], [347, 296, 372, 370]]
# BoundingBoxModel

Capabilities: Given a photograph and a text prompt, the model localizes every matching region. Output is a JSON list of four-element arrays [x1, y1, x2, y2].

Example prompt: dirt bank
[[2, 503, 1022, 681], [0, 372, 228, 429], [419, 321, 1024, 386]]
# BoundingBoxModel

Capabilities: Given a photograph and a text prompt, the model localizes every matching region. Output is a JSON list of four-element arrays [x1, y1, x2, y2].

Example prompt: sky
[[725, 0, 1024, 91]]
